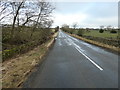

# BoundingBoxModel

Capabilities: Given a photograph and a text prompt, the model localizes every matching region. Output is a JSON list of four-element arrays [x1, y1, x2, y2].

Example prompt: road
[[23, 30, 118, 88]]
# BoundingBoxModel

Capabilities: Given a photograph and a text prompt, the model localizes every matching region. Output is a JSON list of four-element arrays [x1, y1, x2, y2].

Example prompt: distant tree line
[[61, 23, 118, 35]]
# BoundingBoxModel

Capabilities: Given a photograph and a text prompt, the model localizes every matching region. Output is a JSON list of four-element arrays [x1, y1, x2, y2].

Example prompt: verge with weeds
[[2, 32, 58, 88]]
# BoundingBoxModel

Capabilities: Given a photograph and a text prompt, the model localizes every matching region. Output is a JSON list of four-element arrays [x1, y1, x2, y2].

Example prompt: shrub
[[55, 26, 59, 32], [2, 28, 52, 61], [77, 29, 84, 36], [99, 29, 104, 33], [110, 30, 117, 33], [69, 29, 74, 34]]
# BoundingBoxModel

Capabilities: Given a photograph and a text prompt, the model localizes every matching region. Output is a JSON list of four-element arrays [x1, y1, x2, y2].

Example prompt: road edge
[[66, 32, 119, 55], [17, 32, 58, 88]]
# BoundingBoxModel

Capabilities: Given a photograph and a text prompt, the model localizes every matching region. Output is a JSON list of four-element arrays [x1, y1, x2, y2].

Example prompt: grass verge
[[2, 32, 58, 88], [67, 33, 119, 54]]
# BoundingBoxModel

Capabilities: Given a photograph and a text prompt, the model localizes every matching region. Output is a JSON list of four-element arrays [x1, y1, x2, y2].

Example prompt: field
[[62, 28, 119, 48], [83, 30, 118, 39], [62, 27, 118, 39]]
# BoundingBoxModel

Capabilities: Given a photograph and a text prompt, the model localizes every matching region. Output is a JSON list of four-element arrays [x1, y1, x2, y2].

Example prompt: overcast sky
[[52, 2, 118, 28]]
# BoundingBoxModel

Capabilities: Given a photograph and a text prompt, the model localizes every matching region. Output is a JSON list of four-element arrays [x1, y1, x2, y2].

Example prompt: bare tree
[[0, 2, 12, 22], [72, 22, 78, 29], [10, 0, 25, 38], [62, 24, 69, 28], [21, 2, 37, 26], [1, 0, 55, 40], [107, 25, 112, 30], [42, 20, 53, 28], [30, 1, 55, 37], [100, 25, 104, 29]]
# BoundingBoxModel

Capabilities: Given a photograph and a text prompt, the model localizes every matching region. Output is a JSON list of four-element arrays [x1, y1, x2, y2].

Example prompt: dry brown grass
[[2, 32, 58, 88]]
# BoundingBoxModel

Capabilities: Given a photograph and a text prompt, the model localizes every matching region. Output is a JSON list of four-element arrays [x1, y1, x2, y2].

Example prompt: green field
[[83, 30, 118, 39]]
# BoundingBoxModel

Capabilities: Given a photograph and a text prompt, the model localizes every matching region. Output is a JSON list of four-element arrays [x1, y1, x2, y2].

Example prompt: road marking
[[62, 31, 103, 71], [69, 36, 79, 42], [65, 33, 79, 42], [73, 43, 85, 52], [75, 47, 103, 71]]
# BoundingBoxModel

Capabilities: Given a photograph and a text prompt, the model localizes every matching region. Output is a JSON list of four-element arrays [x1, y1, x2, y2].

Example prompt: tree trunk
[[10, 1, 24, 39]]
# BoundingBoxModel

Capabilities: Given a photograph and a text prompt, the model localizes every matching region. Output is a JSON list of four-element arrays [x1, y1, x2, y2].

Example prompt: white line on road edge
[[75, 47, 103, 71]]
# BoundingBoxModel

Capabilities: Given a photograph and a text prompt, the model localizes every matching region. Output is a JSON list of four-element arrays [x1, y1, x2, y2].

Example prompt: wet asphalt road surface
[[23, 30, 118, 88]]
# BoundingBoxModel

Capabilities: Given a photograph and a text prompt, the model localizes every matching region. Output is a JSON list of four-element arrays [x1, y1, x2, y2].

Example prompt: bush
[[110, 30, 117, 33], [55, 26, 59, 32], [2, 48, 17, 61], [69, 29, 74, 34], [62, 27, 70, 33], [2, 27, 52, 61], [77, 29, 84, 36], [2, 41, 37, 61], [99, 29, 104, 33]]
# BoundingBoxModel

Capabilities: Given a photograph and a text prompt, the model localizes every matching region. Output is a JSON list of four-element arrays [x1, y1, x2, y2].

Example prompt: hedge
[[82, 35, 119, 47], [2, 39, 49, 62]]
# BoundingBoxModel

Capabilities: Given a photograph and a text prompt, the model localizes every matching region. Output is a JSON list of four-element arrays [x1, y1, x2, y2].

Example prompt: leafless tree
[[107, 25, 112, 30], [21, 2, 37, 26], [72, 22, 78, 29], [100, 25, 104, 29], [0, 2, 12, 22], [9, 0, 25, 38], [62, 24, 69, 28], [1, 0, 55, 39], [43, 20, 53, 28], [30, 1, 55, 37]]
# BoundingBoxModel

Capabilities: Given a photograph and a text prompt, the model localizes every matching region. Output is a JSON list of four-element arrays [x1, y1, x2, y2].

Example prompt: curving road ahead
[[23, 30, 118, 88]]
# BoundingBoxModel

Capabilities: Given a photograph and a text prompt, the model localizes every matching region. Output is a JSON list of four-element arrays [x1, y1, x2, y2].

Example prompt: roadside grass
[[2, 32, 58, 88], [83, 30, 118, 39]]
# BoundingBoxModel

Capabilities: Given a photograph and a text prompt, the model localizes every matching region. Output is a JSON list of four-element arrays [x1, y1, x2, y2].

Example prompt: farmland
[[62, 27, 119, 52], [83, 30, 118, 39]]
